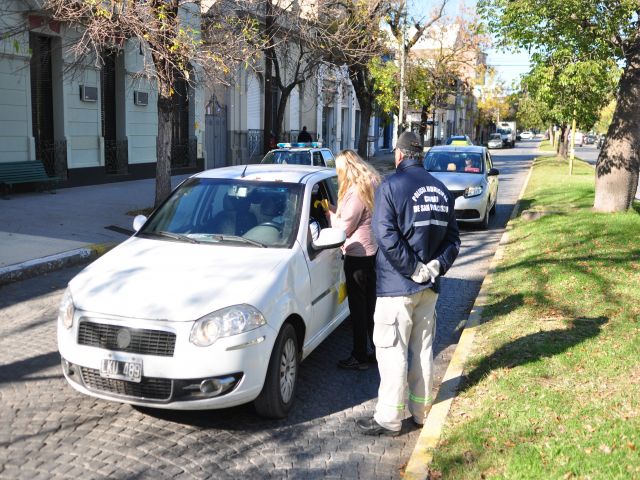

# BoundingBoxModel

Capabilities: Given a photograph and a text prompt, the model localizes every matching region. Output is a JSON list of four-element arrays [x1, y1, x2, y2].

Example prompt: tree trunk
[[155, 95, 173, 207], [350, 67, 375, 158], [557, 125, 568, 159], [594, 47, 640, 212], [263, 57, 273, 153], [275, 85, 294, 142], [262, 0, 275, 153]]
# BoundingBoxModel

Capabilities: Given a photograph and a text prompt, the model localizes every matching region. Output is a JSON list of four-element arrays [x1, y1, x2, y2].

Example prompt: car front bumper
[[58, 312, 277, 410], [453, 192, 489, 223]]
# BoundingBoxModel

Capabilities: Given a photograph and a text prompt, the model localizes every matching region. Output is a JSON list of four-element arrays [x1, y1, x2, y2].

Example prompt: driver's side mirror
[[488, 168, 499, 176], [311, 227, 346, 250], [133, 215, 148, 232]]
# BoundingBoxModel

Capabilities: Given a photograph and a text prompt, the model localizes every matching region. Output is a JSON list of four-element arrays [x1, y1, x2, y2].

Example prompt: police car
[[58, 165, 348, 418], [261, 142, 336, 168]]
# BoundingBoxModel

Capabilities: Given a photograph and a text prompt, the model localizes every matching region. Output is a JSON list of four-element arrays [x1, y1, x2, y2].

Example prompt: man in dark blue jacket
[[357, 131, 460, 436]]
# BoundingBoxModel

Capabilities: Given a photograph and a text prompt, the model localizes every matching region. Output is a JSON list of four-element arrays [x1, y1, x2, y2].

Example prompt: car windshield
[[261, 150, 311, 166], [489, 134, 502, 140], [424, 151, 484, 174], [139, 178, 303, 248]]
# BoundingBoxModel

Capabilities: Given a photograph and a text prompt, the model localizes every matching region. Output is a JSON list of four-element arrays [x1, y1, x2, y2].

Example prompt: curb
[[0, 242, 116, 287], [403, 160, 535, 479]]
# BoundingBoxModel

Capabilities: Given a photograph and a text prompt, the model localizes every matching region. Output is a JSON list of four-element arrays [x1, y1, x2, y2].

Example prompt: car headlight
[[464, 185, 483, 198], [58, 287, 75, 329], [190, 304, 266, 347]]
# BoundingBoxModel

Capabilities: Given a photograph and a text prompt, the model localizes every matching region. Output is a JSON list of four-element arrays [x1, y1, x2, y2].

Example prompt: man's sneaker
[[337, 355, 369, 370], [356, 416, 400, 436]]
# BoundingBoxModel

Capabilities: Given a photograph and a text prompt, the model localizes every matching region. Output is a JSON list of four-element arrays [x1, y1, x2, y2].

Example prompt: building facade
[[0, 1, 205, 187]]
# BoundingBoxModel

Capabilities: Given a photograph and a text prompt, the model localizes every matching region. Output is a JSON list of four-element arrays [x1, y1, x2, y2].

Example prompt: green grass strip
[[538, 140, 556, 152], [430, 155, 640, 479]]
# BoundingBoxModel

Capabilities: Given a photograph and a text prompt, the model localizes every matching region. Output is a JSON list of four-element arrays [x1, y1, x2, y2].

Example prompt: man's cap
[[396, 131, 422, 153]]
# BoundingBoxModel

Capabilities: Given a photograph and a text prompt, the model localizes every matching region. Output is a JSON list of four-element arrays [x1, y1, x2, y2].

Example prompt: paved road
[[0, 147, 534, 479]]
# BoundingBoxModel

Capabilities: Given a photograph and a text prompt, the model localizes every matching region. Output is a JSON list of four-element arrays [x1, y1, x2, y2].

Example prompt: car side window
[[313, 151, 324, 167], [309, 180, 332, 242], [321, 150, 335, 167]]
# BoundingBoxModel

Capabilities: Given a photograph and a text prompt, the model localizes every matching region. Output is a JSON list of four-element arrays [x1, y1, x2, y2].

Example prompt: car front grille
[[455, 209, 480, 219], [80, 367, 172, 400], [77, 320, 176, 357]]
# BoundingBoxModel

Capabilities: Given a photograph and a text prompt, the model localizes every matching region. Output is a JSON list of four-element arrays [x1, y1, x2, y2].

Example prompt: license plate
[[100, 358, 142, 383]]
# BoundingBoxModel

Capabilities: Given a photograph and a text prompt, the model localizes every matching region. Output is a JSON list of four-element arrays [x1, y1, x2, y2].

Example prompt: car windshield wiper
[[140, 230, 200, 244], [209, 234, 266, 248]]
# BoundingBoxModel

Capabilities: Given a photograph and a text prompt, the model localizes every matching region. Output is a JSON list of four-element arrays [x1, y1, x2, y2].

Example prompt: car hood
[[428, 172, 484, 191], [69, 237, 292, 321]]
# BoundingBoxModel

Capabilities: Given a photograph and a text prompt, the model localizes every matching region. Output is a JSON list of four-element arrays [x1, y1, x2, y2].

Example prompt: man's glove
[[410, 259, 441, 284]]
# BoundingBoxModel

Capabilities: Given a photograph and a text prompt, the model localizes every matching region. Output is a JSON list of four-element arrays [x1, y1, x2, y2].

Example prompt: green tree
[[520, 52, 618, 158], [514, 93, 547, 133], [479, 0, 639, 211], [595, 100, 616, 135]]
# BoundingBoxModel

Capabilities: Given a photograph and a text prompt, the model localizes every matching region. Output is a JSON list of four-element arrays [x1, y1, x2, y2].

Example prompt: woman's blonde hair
[[335, 149, 381, 214]]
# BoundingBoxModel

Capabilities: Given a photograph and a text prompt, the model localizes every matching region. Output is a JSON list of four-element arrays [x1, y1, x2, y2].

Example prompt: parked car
[[58, 165, 349, 418], [445, 135, 473, 146], [596, 135, 605, 149], [584, 134, 597, 145], [423, 145, 499, 229], [261, 143, 335, 168], [487, 133, 503, 149], [520, 131, 533, 140]]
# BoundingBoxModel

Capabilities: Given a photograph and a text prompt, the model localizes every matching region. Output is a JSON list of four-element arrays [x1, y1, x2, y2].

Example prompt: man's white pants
[[373, 288, 438, 431]]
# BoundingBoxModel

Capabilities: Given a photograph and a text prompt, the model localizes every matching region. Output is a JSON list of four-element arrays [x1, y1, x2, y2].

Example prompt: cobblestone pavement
[[0, 147, 533, 479]]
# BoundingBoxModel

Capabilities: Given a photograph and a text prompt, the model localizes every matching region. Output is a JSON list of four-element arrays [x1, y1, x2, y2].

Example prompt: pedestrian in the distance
[[297, 126, 313, 143], [326, 149, 381, 370], [356, 131, 460, 436]]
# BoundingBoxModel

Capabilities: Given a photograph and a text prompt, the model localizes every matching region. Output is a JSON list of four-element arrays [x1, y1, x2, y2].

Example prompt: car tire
[[490, 193, 497, 215], [254, 323, 299, 419], [480, 205, 490, 230]]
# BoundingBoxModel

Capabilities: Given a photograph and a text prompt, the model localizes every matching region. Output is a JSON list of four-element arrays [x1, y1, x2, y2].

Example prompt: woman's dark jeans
[[344, 254, 377, 362]]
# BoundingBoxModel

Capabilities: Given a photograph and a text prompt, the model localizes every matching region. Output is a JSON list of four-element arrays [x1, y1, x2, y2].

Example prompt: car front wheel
[[480, 204, 490, 230], [254, 323, 299, 418]]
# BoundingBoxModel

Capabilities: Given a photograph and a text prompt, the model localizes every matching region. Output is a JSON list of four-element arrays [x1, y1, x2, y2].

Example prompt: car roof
[[428, 145, 486, 154], [270, 147, 328, 153], [192, 164, 335, 184]]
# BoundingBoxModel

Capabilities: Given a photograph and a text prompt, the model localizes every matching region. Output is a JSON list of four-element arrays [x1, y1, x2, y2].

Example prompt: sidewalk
[[0, 153, 397, 285], [0, 174, 189, 284]]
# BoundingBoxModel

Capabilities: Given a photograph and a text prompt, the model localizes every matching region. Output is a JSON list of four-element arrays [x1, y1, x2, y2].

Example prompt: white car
[[58, 165, 348, 418], [520, 131, 533, 140], [423, 146, 499, 229], [487, 133, 503, 149], [260, 143, 336, 167]]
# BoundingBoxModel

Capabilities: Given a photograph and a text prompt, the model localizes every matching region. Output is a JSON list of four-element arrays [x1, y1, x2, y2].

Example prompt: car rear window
[[424, 152, 484, 174]]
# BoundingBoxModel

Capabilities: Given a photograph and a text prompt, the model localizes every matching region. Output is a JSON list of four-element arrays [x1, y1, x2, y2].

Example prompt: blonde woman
[[327, 150, 381, 370]]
